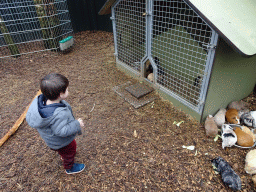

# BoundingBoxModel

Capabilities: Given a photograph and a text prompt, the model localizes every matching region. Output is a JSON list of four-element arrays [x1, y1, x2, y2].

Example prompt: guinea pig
[[228, 100, 250, 111], [241, 126, 255, 142], [145, 60, 153, 77], [205, 115, 218, 137], [214, 108, 226, 127], [226, 109, 240, 124], [240, 112, 254, 127], [147, 73, 154, 82], [228, 100, 250, 118], [221, 124, 237, 149], [234, 127, 254, 147], [245, 149, 256, 175], [251, 111, 256, 127], [211, 157, 241, 191]]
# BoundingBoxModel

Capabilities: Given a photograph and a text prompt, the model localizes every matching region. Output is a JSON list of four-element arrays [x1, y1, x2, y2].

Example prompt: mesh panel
[[114, 0, 146, 72], [151, 0, 213, 107], [0, 0, 73, 58]]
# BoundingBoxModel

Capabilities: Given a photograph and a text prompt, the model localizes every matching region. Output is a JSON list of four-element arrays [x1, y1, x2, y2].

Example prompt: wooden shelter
[[99, 0, 256, 122]]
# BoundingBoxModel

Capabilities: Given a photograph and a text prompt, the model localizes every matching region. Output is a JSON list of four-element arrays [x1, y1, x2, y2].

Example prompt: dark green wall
[[67, 0, 112, 32], [202, 38, 256, 121]]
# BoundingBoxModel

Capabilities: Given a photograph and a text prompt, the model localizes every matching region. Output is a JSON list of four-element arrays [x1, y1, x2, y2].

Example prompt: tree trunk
[[33, 0, 62, 50], [0, 17, 20, 57]]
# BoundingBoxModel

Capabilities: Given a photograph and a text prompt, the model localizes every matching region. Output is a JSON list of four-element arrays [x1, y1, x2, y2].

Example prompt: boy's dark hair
[[40, 73, 69, 100]]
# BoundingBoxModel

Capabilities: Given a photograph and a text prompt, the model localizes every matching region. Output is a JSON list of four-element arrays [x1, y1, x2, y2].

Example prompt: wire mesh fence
[[0, 0, 73, 58], [114, 0, 146, 72], [151, 0, 213, 107], [113, 0, 217, 112]]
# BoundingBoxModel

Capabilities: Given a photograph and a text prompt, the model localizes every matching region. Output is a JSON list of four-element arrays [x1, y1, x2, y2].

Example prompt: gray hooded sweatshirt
[[26, 95, 82, 150]]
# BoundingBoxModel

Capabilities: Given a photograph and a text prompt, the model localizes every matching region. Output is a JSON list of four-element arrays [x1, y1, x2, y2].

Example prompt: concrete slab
[[113, 81, 156, 109], [125, 82, 154, 99]]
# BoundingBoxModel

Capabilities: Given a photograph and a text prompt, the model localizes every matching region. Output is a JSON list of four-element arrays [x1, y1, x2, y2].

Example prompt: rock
[[245, 149, 256, 175]]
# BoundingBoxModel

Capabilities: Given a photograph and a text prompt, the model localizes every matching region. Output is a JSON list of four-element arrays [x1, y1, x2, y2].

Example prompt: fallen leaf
[[182, 145, 195, 150], [214, 135, 221, 142], [173, 121, 184, 127], [134, 130, 138, 137], [151, 101, 154, 108]]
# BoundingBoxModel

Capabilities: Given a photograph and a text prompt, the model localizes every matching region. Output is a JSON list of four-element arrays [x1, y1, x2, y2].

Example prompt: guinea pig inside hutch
[[144, 60, 153, 82], [144, 56, 163, 83]]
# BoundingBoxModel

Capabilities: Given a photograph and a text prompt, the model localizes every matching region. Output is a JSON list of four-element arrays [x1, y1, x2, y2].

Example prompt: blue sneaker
[[65, 163, 85, 174]]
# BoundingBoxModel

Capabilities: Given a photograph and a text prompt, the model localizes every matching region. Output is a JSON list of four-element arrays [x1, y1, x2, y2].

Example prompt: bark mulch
[[0, 31, 255, 191]]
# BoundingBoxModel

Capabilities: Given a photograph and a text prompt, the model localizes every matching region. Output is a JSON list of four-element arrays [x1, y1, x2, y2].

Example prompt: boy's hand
[[78, 118, 84, 128]]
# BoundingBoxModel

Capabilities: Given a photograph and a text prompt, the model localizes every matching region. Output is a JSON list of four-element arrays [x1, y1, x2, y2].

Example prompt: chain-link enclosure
[[112, 0, 218, 113], [113, 0, 146, 72], [0, 0, 73, 58], [151, 0, 214, 108]]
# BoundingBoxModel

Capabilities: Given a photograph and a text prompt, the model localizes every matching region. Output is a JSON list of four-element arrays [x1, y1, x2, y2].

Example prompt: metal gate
[[112, 0, 146, 73], [112, 0, 218, 114], [0, 0, 73, 58]]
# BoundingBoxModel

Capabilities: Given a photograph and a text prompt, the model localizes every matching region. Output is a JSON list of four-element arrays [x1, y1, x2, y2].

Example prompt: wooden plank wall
[[67, 0, 112, 32]]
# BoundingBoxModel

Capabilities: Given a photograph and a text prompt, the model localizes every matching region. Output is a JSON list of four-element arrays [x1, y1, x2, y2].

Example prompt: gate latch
[[207, 44, 216, 50], [143, 11, 152, 16], [198, 99, 205, 106]]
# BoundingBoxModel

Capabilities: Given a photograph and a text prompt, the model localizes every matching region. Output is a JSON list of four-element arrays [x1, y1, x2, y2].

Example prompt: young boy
[[26, 73, 85, 174]]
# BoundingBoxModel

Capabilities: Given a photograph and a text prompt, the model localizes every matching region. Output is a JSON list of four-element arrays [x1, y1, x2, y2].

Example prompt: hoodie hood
[[38, 94, 65, 118], [26, 95, 66, 129]]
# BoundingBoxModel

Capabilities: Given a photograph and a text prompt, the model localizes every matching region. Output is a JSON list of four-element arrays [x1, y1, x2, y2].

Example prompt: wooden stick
[[0, 90, 42, 147]]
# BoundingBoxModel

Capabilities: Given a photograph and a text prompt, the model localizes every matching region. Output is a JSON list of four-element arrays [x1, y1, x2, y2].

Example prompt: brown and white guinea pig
[[205, 115, 218, 137], [228, 100, 250, 117], [234, 127, 254, 147], [226, 109, 240, 124]]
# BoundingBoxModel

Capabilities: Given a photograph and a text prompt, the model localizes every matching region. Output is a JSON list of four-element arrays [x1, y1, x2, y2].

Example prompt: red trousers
[[54, 140, 77, 169]]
